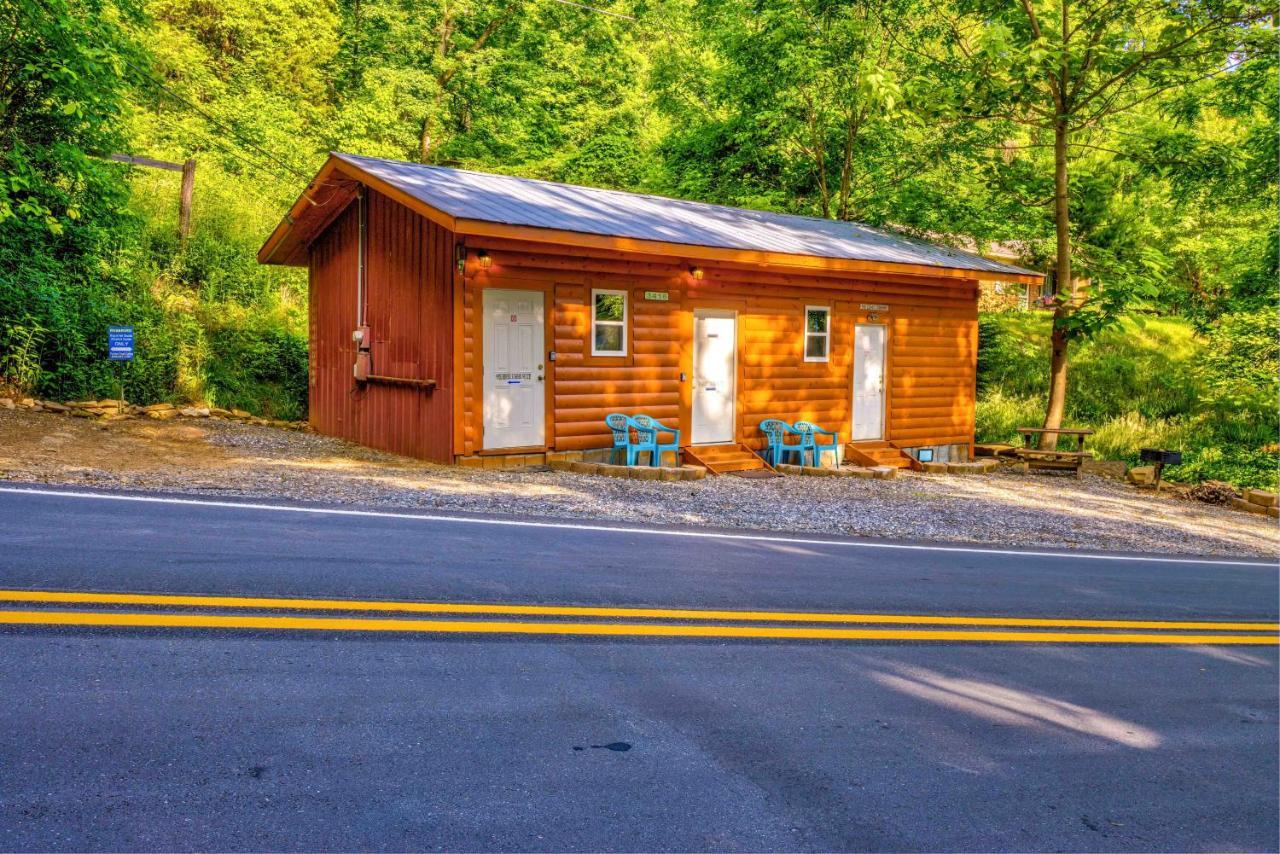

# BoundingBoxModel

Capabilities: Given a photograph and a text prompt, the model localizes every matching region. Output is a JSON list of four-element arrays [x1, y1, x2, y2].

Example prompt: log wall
[[456, 238, 977, 456]]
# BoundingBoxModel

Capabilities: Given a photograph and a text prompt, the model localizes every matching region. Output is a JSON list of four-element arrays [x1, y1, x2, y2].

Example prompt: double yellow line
[[0, 589, 1276, 644]]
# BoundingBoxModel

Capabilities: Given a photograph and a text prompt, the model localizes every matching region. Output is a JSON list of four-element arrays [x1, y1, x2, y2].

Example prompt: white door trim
[[691, 309, 738, 445], [482, 288, 546, 450], [852, 323, 887, 442]]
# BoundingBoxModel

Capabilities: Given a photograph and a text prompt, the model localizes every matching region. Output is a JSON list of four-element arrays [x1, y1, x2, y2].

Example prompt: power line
[[186, 123, 307, 185], [119, 57, 314, 182], [24, 0, 312, 184]]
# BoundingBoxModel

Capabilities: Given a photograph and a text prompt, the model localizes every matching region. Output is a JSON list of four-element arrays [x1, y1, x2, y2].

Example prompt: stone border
[[1233, 488, 1279, 519], [457, 447, 661, 471], [0, 396, 306, 430], [918, 459, 1000, 475], [548, 459, 707, 481], [776, 463, 899, 480]]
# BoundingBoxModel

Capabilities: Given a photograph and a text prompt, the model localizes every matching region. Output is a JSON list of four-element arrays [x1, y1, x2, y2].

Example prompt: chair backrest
[[631, 414, 658, 438], [794, 420, 836, 442], [759, 419, 788, 445], [604, 413, 633, 445]]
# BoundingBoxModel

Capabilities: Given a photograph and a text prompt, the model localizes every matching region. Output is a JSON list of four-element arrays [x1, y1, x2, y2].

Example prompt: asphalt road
[[0, 485, 1276, 852]]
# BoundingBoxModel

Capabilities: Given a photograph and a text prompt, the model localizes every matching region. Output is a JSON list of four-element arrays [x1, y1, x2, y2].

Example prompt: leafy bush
[[1196, 307, 1278, 417], [203, 307, 308, 420], [1165, 444, 1279, 492]]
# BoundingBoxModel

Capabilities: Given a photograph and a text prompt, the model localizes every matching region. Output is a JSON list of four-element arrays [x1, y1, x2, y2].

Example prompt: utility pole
[[107, 153, 197, 241], [178, 158, 196, 241]]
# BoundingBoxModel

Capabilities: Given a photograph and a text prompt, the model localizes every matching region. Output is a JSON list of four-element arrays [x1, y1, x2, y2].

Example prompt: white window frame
[[591, 288, 628, 357], [803, 305, 831, 363]]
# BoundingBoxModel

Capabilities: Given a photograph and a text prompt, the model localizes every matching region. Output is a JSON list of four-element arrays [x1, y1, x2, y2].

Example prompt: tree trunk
[[1039, 118, 1073, 450], [420, 88, 444, 163], [836, 110, 858, 220], [419, 117, 432, 163]]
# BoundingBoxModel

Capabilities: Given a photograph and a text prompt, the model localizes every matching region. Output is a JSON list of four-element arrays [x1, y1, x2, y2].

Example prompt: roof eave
[[454, 217, 1045, 283], [258, 155, 339, 266]]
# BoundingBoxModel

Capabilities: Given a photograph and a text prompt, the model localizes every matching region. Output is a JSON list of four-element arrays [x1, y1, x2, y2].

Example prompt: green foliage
[[2, 0, 1273, 468], [0, 0, 163, 401], [0, 0, 143, 232], [977, 313, 1200, 423], [1088, 413, 1196, 464], [648, 0, 1019, 230], [1196, 308, 1279, 415], [0, 321, 43, 391], [977, 312, 1279, 489], [554, 115, 662, 190], [1164, 445, 1280, 492], [202, 306, 308, 420], [974, 390, 1043, 446], [123, 166, 308, 413]]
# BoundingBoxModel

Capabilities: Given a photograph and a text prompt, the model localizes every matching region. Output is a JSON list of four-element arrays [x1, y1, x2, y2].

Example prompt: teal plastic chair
[[794, 420, 840, 468], [605, 413, 641, 466], [632, 414, 681, 467], [759, 419, 806, 466]]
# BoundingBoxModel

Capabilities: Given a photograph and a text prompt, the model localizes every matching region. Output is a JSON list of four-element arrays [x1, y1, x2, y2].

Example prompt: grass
[[976, 312, 1279, 490]]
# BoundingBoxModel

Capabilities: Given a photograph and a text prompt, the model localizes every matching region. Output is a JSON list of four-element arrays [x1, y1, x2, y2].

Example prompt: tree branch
[[1072, 12, 1268, 113], [437, 1, 520, 89]]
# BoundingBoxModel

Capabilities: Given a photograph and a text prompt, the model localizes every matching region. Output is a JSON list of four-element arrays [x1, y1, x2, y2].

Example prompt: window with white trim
[[591, 289, 628, 356], [804, 306, 830, 362]]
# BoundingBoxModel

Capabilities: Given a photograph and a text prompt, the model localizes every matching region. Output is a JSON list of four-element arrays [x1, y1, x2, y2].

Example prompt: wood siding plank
[[458, 244, 977, 456], [308, 190, 454, 461]]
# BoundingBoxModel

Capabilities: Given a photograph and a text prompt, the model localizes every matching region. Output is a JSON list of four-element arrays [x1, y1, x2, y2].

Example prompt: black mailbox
[[1140, 448, 1182, 466]]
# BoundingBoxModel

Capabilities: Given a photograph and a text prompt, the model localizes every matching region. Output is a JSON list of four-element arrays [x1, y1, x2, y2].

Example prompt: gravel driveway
[[0, 407, 1273, 558]]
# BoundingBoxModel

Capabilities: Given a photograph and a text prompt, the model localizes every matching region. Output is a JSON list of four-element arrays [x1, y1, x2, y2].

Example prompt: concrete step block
[[1231, 497, 1269, 515], [1243, 488, 1278, 508]]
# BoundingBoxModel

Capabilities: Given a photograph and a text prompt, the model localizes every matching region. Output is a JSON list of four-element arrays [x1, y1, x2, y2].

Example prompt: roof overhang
[[259, 154, 1045, 284]]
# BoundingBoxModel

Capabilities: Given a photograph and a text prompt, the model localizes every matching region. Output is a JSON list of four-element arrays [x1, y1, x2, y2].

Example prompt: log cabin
[[259, 153, 1042, 473]]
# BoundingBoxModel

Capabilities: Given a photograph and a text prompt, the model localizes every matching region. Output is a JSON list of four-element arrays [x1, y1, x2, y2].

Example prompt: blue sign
[[108, 325, 134, 361]]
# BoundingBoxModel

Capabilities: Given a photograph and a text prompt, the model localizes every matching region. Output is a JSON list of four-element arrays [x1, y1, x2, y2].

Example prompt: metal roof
[[329, 152, 1038, 278]]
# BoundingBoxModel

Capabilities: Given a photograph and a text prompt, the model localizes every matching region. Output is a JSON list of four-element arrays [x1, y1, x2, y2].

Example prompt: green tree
[[652, 0, 960, 220], [0, 0, 157, 398], [328, 0, 647, 173], [0, 0, 141, 233], [917, 0, 1270, 446]]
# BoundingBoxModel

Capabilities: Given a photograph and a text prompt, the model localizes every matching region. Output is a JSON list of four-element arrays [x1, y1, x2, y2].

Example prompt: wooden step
[[715, 458, 767, 473], [683, 443, 777, 476], [845, 442, 919, 471], [861, 451, 911, 466], [700, 452, 755, 464], [691, 444, 748, 458], [866, 457, 912, 469]]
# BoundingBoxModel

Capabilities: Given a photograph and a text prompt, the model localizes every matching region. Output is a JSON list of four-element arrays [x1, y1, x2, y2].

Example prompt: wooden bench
[[1015, 428, 1094, 479]]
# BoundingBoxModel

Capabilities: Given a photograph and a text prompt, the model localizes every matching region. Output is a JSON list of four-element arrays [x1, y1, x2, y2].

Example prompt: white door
[[483, 289, 545, 449], [692, 311, 736, 444], [852, 324, 886, 441]]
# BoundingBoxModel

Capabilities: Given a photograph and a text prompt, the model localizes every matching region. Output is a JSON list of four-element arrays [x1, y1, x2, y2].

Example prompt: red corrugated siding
[[308, 190, 455, 461]]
